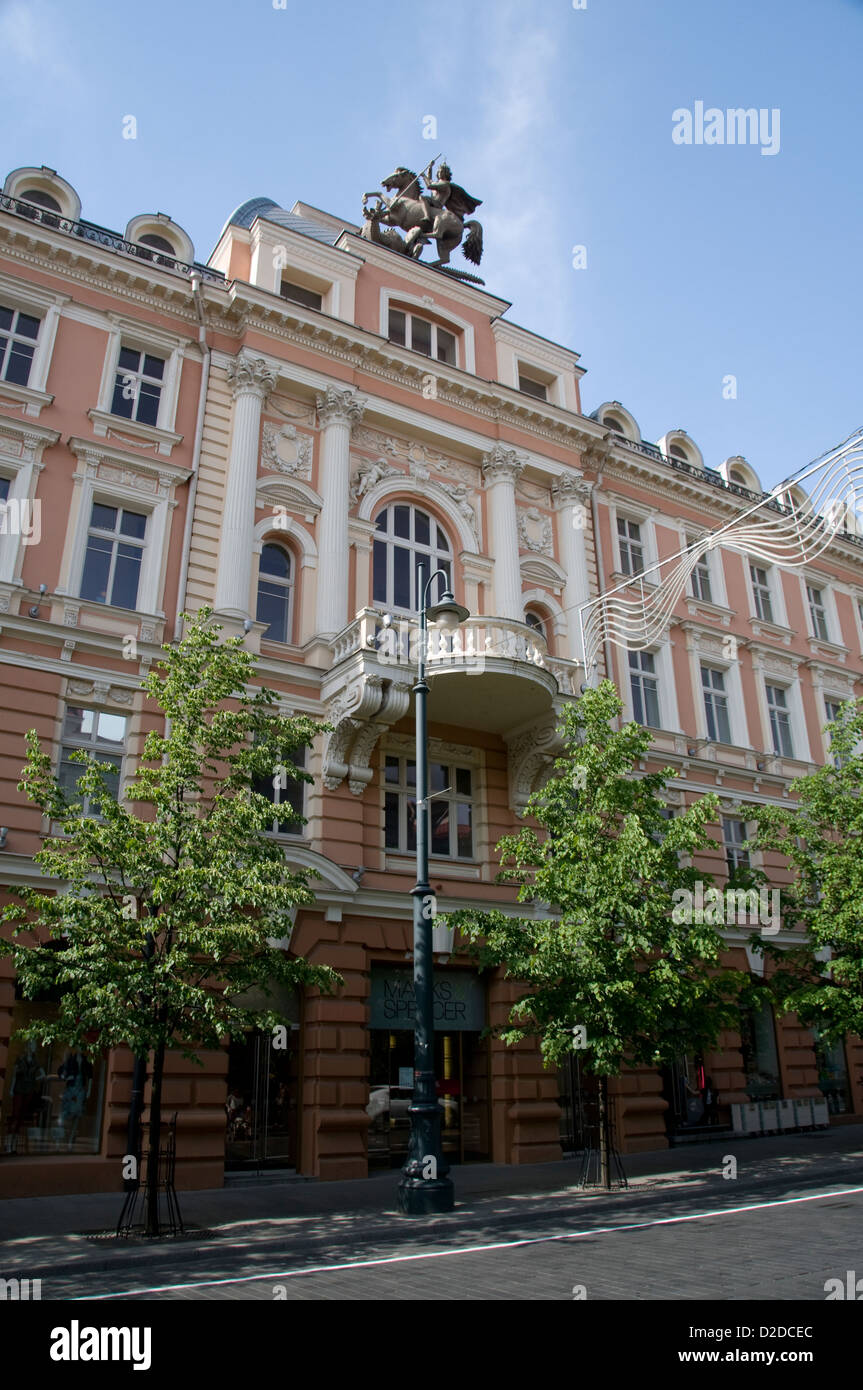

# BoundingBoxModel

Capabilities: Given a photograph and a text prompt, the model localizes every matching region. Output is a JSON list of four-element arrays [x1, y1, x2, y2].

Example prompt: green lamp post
[[397, 561, 469, 1216]]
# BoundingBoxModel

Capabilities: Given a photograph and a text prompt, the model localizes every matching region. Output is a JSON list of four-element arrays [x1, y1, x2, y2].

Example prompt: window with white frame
[[617, 517, 644, 576], [0, 477, 9, 505], [722, 816, 750, 875], [384, 755, 473, 859], [517, 371, 547, 400], [689, 542, 712, 602], [58, 706, 127, 817], [824, 697, 846, 769], [252, 745, 306, 835], [373, 503, 451, 614], [256, 543, 293, 643], [628, 649, 660, 728], [0, 304, 41, 386], [765, 683, 794, 758], [750, 563, 774, 623], [79, 502, 147, 609], [701, 665, 732, 743], [110, 346, 165, 427], [280, 278, 323, 311], [806, 584, 830, 641], [387, 308, 457, 366]]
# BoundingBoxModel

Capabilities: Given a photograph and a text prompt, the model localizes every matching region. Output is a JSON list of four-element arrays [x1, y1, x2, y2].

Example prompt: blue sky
[[1, 0, 860, 489]]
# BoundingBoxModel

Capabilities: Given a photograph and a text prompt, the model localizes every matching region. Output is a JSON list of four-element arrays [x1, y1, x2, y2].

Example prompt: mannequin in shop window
[[57, 1049, 92, 1150], [5, 1040, 46, 1152]]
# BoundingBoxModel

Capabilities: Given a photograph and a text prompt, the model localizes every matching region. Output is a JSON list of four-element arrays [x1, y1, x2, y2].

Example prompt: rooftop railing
[[0, 192, 225, 284]]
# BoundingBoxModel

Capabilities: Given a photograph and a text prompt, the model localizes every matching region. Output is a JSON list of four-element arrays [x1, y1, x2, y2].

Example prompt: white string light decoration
[[578, 427, 863, 674]]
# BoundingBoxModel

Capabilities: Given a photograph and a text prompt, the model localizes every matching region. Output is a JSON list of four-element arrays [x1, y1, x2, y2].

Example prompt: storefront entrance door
[[225, 1029, 299, 1170]]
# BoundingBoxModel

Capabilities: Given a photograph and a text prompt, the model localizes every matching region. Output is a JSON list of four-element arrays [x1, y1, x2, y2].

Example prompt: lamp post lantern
[[397, 561, 469, 1217]]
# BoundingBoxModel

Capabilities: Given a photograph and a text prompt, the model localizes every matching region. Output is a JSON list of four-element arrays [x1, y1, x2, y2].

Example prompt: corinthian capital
[[552, 471, 593, 508], [316, 386, 366, 428], [481, 443, 526, 486], [225, 355, 278, 401]]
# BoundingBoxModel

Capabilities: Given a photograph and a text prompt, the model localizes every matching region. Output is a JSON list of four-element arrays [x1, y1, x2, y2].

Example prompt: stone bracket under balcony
[[321, 609, 582, 795]]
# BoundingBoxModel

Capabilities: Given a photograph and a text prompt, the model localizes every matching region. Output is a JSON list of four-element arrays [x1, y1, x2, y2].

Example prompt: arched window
[[524, 610, 544, 636], [21, 189, 61, 212], [256, 543, 293, 643], [138, 233, 177, 255], [669, 443, 688, 461], [373, 503, 451, 614]]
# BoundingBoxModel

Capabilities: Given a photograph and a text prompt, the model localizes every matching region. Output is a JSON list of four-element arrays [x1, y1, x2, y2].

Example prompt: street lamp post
[[397, 561, 469, 1217]]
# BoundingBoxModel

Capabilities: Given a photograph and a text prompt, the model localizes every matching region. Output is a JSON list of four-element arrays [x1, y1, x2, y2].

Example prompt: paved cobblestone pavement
[[46, 1181, 863, 1302]]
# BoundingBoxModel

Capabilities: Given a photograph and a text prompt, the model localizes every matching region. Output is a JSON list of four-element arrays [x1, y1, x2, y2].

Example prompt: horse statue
[[361, 161, 483, 277]]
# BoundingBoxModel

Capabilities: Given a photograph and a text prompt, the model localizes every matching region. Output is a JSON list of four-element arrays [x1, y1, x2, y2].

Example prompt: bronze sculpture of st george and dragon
[[361, 159, 484, 283]]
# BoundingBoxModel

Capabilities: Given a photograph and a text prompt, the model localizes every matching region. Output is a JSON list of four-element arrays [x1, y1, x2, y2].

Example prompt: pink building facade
[[0, 165, 859, 1197]]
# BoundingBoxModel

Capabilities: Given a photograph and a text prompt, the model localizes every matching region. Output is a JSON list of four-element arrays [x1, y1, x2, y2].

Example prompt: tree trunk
[[598, 1075, 611, 1190], [144, 1039, 166, 1237]]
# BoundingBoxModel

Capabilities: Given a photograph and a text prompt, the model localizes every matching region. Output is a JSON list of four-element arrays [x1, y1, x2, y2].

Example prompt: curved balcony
[[325, 610, 581, 734]]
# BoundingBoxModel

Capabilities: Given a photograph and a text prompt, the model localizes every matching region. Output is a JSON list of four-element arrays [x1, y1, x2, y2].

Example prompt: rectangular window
[[765, 683, 793, 758], [740, 1004, 780, 1101], [436, 327, 456, 365], [617, 518, 644, 577], [518, 372, 547, 400], [280, 279, 322, 310], [388, 308, 406, 345], [110, 347, 165, 427], [0, 477, 10, 504], [80, 502, 147, 609], [388, 308, 458, 365], [0, 304, 41, 386], [824, 698, 845, 769], [628, 649, 660, 728], [722, 816, 750, 875], [750, 564, 774, 623], [690, 546, 712, 602], [58, 706, 127, 817], [806, 584, 829, 641], [384, 754, 473, 859], [701, 665, 732, 744], [252, 745, 306, 835]]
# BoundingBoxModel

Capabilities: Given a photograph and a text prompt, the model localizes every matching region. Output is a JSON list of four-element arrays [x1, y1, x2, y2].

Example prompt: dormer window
[[281, 278, 323, 311], [387, 308, 457, 365], [137, 233, 177, 256], [518, 372, 547, 401], [21, 189, 62, 212]]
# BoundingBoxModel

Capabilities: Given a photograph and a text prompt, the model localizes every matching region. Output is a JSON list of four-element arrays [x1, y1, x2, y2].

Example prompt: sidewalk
[[1, 1124, 861, 1286]]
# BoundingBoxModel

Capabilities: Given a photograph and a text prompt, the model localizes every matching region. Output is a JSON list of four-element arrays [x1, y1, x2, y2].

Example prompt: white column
[[314, 385, 365, 637], [481, 444, 525, 621], [214, 355, 277, 619], [553, 473, 593, 663]]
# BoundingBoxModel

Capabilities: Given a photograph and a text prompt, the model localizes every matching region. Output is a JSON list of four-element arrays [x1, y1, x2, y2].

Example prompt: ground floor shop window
[[0, 1000, 106, 1155], [558, 1052, 598, 1152], [813, 1032, 852, 1115], [661, 1055, 723, 1136], [367, 966, 490, 1167], [740, 1003, 781, 1100]]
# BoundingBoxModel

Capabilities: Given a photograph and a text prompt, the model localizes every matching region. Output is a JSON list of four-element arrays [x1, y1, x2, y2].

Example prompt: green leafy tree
[[1, 610, 339, 1234], [748, 697, 863, 1044], [445, 681, 748, 1185]]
